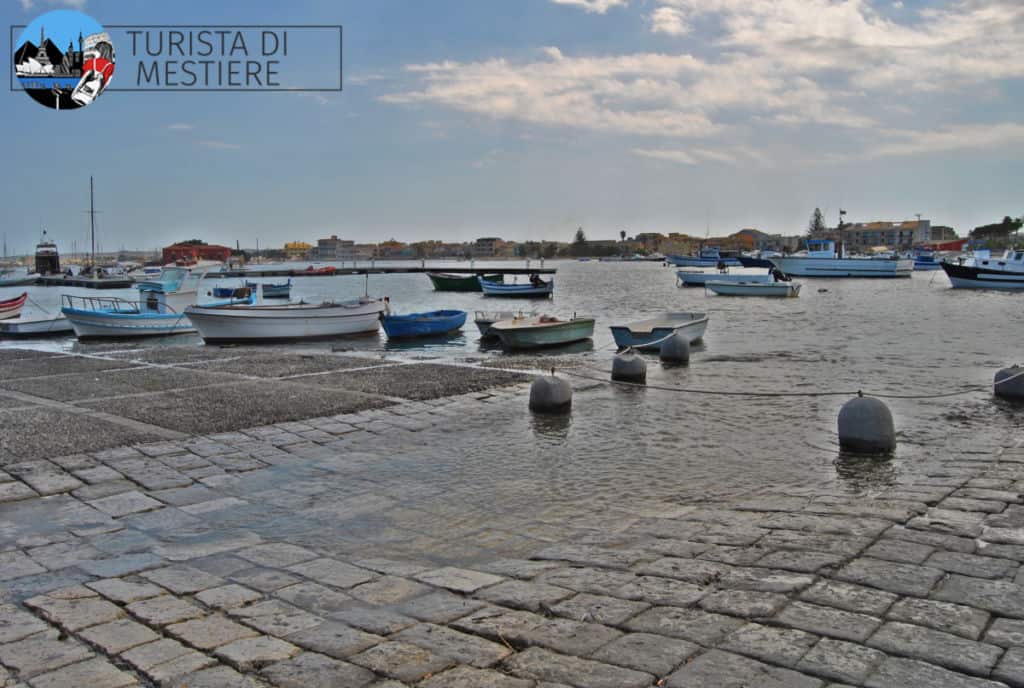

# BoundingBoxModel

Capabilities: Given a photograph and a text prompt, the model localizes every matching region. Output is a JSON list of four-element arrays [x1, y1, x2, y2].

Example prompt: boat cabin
[[805, 239, 838, 259]]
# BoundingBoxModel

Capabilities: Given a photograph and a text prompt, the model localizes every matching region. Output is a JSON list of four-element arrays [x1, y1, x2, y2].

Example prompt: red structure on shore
[[162, 242, 232, 265]]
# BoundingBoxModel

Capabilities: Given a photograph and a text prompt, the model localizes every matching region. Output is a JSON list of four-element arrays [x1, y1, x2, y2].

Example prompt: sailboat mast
[[90, 176, 96, 267]]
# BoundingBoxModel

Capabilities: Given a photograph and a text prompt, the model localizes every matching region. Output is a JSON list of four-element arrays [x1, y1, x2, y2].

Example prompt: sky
[[3, 0, 1023, 255]]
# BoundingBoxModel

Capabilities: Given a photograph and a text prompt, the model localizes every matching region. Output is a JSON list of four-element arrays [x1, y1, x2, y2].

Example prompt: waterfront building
[[473, 237, 503, 257], [843, 219, 931, 251], [283, 241, 313, 260], [313, 236, 355, 261], [162, 242, 232, 264]]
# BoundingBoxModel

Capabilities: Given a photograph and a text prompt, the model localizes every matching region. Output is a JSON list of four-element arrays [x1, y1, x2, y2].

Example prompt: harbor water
[[2, 259, 1021, 502]]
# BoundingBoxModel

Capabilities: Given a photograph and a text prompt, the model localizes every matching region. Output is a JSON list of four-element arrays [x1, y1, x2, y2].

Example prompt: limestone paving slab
[[166, 614, 260, 650], [25, 594, 125, 632], [79, 618, 160, 654], [415, 566, 504, 593], [349, 640, 455, 683], [994, 647, 1024, 687], [195, 583, 263, 610], [887, 596, 990, 640], [419, 665, 533, 688], [260, 651, 377, 688], [398, 590, 487, 624], [229, 599, 324, 636], [0, 632, 94, 679], [348, 575, 433, 605], [699, 588, 788, 618], [394, 622, 513, 668], [932, 575, 1024, 618], [796, 637, 888, 685], [214, 635, 301, 671], [141, 565, 224, 594], [589, 632, 700, 677], [27, 656, 139, 688], [0, 604, 50, 643], [125, 595, 205, 626], [835, 557, 946, 597], [284, 619, 382, 658], [502, 646, 654, 688], [867, 621, 1004, 677], [774, 600, 882, 643], [625, 606, 746, 645], [452, 606, 622, 656], [666, 649, 824, 688], [865, 656, 1011, 688], [720, 622, 820, 668]]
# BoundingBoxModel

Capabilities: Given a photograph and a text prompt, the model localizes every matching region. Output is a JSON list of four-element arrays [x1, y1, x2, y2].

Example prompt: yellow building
[[284, 241, 313, 259]]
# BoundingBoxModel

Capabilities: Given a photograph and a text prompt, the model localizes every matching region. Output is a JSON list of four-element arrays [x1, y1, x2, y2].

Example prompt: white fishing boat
[[0, 270, 40, 287], [185, 297, 386, 343], [475, 310, 538, 338], [771, 240, 912, 278], [706, 280, 802, 297], [61, 265, 219, 338], [0, 313, 73, 336], [941, 249, 1024, 289], [676, 270, 772, 287], [609, 312, 709, 351]]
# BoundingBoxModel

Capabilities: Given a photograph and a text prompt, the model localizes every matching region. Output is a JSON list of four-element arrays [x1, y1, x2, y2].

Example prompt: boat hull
[[676, 271, 771, 287], [185, 299, 385, 342], [427, 273, 502, 292], [0, 275, 40, 287], [771, 256, 913, 277], [706, 281, 801, 297], [480, 279, 554, 298], [941, 262, 1024, 290], [492, 319, 595, 349], [667, 256, 741, 268], [736, 256, 775, 268], [610, 313, 708, 351], [0, 315, 73, 336], [62, 308, 195, 338], [382, 310, 467, 338], [0, 293, 29, 320]]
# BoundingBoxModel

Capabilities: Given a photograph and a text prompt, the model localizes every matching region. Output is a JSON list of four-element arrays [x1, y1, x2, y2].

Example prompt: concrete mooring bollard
[[529, 374, 572, 414], [612, 352, 647, 384], [837, 393, 896, 453], [659, 332, 690, 365], [995, 365, 1024, 401]]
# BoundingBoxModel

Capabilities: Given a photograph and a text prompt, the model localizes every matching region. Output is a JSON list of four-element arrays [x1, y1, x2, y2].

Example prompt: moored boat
[[667, 246, 741, 268], [185, 297, 386, 343], [474, 310, 538, 338], [479, 277, 554, 298], [771, 240, 912, 278], [0, 271, 40, 287], [912, 251, 943, 271], [426, 273, 503, 292], [382, 310, 467, 338], [0, 293, 28, 320], [941, 249, 1024, 290], [706, 280, 802, 297], [676, 270, 772, 287], [489, 314, 594, 350], [213, 279, 292, 299], [610, 312, 709, 351], [0, 313, 73, 336]]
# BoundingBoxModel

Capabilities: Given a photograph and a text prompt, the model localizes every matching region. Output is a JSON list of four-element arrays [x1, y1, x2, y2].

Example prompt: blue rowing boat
[[381, 309, 467, 338], [479, 277, 554, 297]]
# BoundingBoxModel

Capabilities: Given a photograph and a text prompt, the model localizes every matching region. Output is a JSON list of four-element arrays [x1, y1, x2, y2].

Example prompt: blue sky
[[3, 0, 1022, 254]]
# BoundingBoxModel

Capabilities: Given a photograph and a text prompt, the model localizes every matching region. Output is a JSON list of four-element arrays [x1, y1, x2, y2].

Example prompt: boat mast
[[89, 176, 96, 268]]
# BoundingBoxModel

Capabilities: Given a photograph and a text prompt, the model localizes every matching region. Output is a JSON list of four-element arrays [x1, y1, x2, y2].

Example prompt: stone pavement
[[0, 348, 1023, 686]]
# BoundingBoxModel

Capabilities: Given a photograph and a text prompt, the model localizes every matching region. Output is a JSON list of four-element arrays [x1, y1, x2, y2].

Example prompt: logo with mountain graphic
[[13, 9, 115, 111]]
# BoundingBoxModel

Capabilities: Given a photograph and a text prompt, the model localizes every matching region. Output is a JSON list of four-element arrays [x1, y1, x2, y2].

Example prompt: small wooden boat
[[609, 312, 709, 351], [427, 273, 503, 292], [489, 314, 594, 350], [676, 271, 772, 287], [185, 297, 385, 342], [0, 313, 73, 336], [475, 310, 538, 338], [479, 277, 554, 298], [382, 310, 467, 338], [0, 293, 28, 320], [705, 280, 802, 297], [213, 279, 291, 299]]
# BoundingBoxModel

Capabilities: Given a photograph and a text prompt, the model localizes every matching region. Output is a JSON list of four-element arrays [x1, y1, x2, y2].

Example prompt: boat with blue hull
[[62, 265, 227, 338], [479, 277, 554, 298], [912, 252, 943, 271], [667, 246, 740, 268], [213, 279, 292, 299], [382, 310, 467, 338], [610, 312, 708, 351]]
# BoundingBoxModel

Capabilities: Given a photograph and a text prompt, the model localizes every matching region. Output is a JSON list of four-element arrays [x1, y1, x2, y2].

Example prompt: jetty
[[215, 265, 558, 278], [37, 275, 134, 289]]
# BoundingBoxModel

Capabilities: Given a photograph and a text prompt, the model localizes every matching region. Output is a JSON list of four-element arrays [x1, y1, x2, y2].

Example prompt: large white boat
[[185, 297, 386, 343], [771, 240, 912, 278], [676, 270, 772, 287], [941, 249, 1024, 290]]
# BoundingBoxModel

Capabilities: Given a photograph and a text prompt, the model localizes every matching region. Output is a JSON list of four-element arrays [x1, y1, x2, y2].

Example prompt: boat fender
[[995, 365, 1024, 401], [612, 352, 647, 384], [837, 393, 896, 453], [659, 332, 690, 365], [529, 373, 572, 414]]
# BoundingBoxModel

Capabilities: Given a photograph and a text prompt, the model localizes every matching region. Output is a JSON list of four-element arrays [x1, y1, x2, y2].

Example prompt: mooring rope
[[560, 362, 1024, 401]]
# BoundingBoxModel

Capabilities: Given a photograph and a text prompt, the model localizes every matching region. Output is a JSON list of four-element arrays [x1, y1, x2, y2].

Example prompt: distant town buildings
[[313, 235, 355, 261]]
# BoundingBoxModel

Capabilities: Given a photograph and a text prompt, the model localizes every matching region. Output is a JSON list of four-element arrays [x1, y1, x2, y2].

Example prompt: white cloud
[[650, 7, 690, 36], [167, 123, 193, 131], [550, 0, 627, 14], [20, 0, 87, 10], [632, 148, 698, 164], [633, 145, 769, 166], [864, 123, 1024, 160]]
